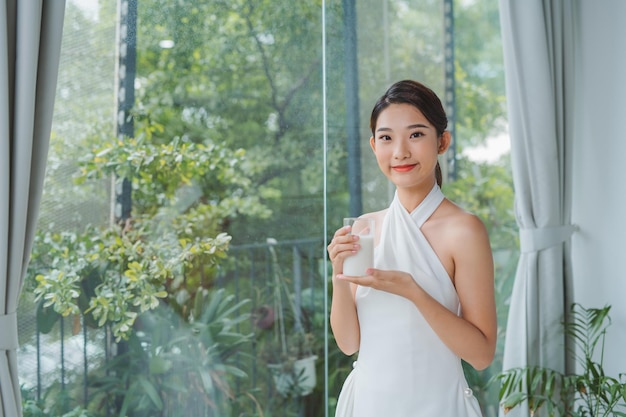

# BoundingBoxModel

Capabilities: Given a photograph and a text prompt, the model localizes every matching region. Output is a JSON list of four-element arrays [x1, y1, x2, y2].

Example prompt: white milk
[[343, 234, 374, 276]]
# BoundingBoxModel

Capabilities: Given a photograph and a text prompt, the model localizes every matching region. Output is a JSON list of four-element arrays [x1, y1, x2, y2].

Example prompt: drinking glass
[[342, 217, 375, 276]]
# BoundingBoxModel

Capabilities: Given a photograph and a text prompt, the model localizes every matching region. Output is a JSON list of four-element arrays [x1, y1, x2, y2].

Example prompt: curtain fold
[[0, 1, 66, 416], [498, 1, 577, 416]]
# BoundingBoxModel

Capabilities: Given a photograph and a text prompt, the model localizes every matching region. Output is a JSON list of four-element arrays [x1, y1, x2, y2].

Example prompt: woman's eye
[[378, 135, 391, 141], [410, 131, 424, 138]]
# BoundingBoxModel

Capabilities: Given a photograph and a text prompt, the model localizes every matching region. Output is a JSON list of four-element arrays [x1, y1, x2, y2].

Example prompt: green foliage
[[28, 110, 272, 341], [454, 0, 507, 147], [243, 241, 321, 401], [88, 288, 254, 417], [38, 1, 117, 233], [76, 133, 271, 226], [494, 304, 626, 417], [131, 0, 341, 243], [443, 156, 516, 250], [29, 223, 232, 341], [265, 241, 315, 361], [22, 402, 92, 417], [21, 386, 93, 417]]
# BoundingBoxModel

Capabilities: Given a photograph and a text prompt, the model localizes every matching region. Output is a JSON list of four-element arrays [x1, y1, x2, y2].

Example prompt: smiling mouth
[[392, 164, 416, 172]]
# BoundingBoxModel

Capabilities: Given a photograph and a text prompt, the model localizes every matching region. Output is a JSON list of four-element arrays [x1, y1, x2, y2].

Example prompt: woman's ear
[[369, 136, 376, 152], [438, 131, 451, 154]]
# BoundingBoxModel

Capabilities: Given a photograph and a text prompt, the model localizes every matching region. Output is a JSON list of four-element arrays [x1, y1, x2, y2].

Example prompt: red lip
[[392, 164, 416, 172]]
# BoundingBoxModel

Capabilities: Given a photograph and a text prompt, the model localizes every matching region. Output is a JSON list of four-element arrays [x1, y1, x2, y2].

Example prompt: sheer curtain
[[500, 0, 575, 415], [497, 1, 578, 415], [0, 1, 66, 415]]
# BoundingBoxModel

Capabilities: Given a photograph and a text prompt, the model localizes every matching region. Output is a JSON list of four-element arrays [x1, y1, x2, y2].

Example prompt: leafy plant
[[27, 128, 271, 341], [260, 239, 313, 363], [252, 239, 318, 398], [89, 288, 254, 417], [494, 304, 626, 416], [22, 402, 92, 417], [21, 386, 92, 417], [28, 224, 231, 341]]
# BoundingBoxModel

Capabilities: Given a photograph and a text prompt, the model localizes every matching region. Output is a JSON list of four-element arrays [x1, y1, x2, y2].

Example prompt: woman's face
[[369, 103, 448, 191]]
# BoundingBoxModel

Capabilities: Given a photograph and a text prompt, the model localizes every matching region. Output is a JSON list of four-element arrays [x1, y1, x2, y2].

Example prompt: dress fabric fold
[[335, 184, 483, 417]]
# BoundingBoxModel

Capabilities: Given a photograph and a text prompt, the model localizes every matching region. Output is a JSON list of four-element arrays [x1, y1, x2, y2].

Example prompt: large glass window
[[18, 1, 513, 417]]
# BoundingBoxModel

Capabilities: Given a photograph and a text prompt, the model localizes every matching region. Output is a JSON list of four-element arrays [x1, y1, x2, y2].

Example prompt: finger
[[332, 225, 352, 238], [338, 269, 387, 289], [335, 241, 361, 260], [328, 234, 359, 255], [328, 227, 354, 250], [329, 250, 356, 270], [335, 274, 360, 284]]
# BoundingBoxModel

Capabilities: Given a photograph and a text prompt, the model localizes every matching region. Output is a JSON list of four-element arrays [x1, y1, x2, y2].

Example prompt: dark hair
[[369, 80, 448, 187]]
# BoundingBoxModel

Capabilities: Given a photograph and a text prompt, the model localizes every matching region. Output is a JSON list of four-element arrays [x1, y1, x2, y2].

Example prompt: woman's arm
[[330, 278, 360, 355], [441, 213, 497, 369], [328, 225, 361, 355]]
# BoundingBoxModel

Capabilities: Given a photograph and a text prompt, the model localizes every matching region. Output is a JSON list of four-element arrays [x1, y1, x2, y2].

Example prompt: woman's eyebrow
[[407, 123, 430, 129], [376, 123, 430, 133]]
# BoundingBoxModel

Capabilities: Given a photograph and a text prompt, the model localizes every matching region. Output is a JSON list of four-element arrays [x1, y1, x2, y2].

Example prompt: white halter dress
[[335, 184, 483, 417]]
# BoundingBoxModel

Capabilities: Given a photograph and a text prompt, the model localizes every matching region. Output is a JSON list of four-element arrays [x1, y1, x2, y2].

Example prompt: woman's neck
[[395, 179, 437, 212]]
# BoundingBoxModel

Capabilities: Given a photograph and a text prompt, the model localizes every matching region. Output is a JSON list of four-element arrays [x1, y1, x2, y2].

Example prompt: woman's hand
[[336, 269, 419, 299], [327, 225, 360, 277]]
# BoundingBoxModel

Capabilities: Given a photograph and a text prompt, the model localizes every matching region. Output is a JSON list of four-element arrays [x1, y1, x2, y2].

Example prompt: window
[[18, 1, 513, 416]]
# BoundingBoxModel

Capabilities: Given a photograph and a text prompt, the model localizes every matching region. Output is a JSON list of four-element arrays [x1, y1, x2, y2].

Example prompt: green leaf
[[192, 288, 204, 320], [137, 376, 163, 409], [501, 391, 525, 409], [198, 368, 215, 394], [149, 355, 172, 374]]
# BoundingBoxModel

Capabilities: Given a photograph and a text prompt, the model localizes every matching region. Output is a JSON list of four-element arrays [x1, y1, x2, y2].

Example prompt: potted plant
[[258, 239, 318, 397], [266, 332, 318, 397], [493, 303, 626, 416]]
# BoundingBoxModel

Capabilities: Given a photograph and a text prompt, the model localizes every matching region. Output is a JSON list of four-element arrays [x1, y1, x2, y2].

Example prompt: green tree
[[455, 0, 507, 148], [27, 132, 268, 415], [38, 1, 118, 233], [133, 0, 342, 243]]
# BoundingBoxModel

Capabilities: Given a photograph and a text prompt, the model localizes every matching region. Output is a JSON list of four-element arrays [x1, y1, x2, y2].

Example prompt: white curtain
[[0, 1, 66, 415], [498, 1, 577, 415]]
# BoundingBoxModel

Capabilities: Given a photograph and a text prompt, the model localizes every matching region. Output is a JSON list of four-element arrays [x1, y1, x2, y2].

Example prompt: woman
[[328, 80, 496, 416]]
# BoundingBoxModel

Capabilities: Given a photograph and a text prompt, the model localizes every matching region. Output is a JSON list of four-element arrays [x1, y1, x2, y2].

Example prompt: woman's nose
[[393, 142, 410, 159]]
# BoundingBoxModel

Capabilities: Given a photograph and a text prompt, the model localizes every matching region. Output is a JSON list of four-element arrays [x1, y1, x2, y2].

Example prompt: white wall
[[571, 0, 626, 375]]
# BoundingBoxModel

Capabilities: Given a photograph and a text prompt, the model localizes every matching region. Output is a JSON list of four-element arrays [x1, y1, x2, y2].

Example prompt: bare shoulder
[[440, 200, 493, 282], [433, 199, 489, 244], [423, 199, 491, 282]]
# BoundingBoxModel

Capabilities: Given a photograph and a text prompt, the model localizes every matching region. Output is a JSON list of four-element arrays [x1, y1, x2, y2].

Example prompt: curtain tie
[[519, 224, 578, 253], [0, 311, 18, 350]]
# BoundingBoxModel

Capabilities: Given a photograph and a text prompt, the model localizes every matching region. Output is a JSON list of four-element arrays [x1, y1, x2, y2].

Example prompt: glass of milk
[[342, 217, 375, 276]]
